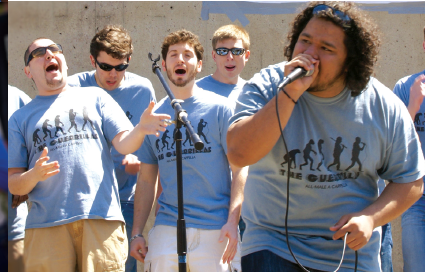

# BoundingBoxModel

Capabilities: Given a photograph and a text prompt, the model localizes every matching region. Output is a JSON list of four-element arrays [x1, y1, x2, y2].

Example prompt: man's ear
[[162, 59, 166, 71], [212, 49, 217, 62], [128, 55, 132, 63], [422, 41, 425, 52], [244, 50, 251, 61], [24, 66, 32, 79], [197, 60, 202, 73], [90, 55, 96, 69]]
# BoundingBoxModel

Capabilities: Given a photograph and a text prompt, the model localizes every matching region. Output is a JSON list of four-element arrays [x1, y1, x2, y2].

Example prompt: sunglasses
[[312, 4, 352, 29], [95, 58, 129, 72], [26, 44, 63, 66], [215, 47, 246, 56]]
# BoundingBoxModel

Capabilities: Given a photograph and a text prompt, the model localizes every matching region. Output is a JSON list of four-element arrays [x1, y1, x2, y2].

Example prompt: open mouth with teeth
[[46, 63, 59, 72], [175, 68, 186, 75]]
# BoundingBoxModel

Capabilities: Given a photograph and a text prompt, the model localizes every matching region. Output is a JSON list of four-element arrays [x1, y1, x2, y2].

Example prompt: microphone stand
[[148, 53, 204, 272]]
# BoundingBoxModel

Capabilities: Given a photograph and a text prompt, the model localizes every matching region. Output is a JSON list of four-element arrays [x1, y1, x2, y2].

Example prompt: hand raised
[[139, 101, 172, 137], [32, 147, 60, 181]]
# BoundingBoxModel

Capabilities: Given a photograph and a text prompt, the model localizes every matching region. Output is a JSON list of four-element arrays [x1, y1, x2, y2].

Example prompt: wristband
[[129, 234, 144, 244], [281, 88, 298, 104]]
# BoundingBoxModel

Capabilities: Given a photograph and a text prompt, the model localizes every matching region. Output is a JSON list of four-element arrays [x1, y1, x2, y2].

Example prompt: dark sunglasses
[[26, 44, 63, 66], [95, 58, 129, 72], [215, 47, 246, 56], [312, 4, 352, 29]]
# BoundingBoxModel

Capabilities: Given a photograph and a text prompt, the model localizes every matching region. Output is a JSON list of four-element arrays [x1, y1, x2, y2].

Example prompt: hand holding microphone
[[279, 55, 318, 100]]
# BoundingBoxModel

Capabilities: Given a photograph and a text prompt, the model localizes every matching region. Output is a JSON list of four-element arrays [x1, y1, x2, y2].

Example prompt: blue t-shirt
[[139, 89, 234, 229], [68, 71, 156, 201], [196, 75, 246, 109], [8, 87, 133, 229], [7, 85, 31, 240], [393, 69, 425, 182], [229, 62, 425, 272]]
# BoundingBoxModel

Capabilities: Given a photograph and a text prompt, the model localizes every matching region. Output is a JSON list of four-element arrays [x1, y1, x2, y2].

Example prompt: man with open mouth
[[130, 29, 247, 272], [8, 37, 171, 272]]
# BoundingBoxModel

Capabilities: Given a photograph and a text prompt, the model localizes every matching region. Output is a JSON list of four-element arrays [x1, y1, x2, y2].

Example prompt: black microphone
[[278, 67, 314, 90]]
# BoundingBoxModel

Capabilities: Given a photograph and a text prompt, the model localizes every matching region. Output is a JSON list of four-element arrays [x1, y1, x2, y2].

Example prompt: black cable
[[275, 86, 358, 272]]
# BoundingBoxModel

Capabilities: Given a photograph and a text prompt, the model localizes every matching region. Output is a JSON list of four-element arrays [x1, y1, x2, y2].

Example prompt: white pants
[[144, 225, 241, 272]]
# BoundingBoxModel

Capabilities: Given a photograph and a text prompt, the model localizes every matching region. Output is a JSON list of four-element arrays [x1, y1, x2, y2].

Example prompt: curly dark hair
[[90, 25, 133, 60], [161, 29, 204, 62], [283, 1, 381, 96]]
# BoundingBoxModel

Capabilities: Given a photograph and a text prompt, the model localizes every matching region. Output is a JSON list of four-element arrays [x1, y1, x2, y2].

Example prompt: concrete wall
[[8, 2, 425, 271]]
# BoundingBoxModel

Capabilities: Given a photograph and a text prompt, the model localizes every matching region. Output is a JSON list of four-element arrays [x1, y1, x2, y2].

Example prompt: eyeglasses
[[26, 44, 63, 66], [94, 58, 129, 72], [312, 4, 352, 29], [215, 47, 246, 56]]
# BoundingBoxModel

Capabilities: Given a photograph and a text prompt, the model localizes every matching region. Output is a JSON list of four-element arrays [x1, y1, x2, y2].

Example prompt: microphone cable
[[275, 85, 358, 272]]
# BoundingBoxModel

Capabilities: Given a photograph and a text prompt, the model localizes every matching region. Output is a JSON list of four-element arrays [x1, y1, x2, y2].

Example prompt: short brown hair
[[24, 37, 50, 66], [283, 1, 381, 96], [90, 25, 133, 60], [212, 25, 250, 50], [161, 29, 204, 62]]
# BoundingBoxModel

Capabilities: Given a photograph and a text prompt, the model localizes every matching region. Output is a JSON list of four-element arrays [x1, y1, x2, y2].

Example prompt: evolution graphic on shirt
[[32, 107, 99, 154], [155, 118, 213, 162], [280, 136, 367, 188], [414, 112, 425, 132]]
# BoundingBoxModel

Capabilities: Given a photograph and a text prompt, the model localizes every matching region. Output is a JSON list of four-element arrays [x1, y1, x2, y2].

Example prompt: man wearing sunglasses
[[8, 37, 171, 272], [392, 26, 425, 272], [67, 25, 157, 272], [227, 2, 424, 272], [197, 24, 250, 109]]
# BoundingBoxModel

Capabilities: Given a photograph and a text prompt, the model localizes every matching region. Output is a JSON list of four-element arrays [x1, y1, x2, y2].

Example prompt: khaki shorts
[[8, 239, 25, 272], [24, 219, 127, 272]]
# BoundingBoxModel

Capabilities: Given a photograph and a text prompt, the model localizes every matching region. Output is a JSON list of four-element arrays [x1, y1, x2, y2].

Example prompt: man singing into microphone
[[130, 29, 247, 272], [227, 2, 424, 272]]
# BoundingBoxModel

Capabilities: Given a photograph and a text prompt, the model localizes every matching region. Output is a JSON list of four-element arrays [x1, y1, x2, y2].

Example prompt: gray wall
[[8, 2, 425, 271]]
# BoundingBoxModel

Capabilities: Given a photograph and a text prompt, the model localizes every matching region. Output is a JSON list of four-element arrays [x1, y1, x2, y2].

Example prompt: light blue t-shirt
[[7, 85, 31, 240], [393, 70, 425, 190], [139, 89, 234, 229], [8, 87, 133, 229], [229, 62, 425, 272], [68, 71, 156, 201], [196, 75, 246, 109]]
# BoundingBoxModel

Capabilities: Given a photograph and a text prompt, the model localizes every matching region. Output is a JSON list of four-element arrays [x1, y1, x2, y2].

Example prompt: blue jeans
[[380, 222, 393, 272], [402, 194, 425, 272], [121, 201, 136, 272], [242, 250, 326, 272]]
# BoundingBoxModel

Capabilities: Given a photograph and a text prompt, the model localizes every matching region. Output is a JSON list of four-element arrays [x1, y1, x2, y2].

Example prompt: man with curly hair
[[227, 2, 424, 271], [392, 26, 425, 272], [68, 25, 157, 272]]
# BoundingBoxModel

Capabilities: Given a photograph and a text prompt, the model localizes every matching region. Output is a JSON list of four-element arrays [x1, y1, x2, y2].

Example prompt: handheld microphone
[[278, 67, 314, 90]]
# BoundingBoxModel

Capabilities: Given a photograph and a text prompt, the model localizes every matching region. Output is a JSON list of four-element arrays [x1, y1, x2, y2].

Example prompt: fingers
[[287, 54, 318, 76], [39, 146, 48, 158], [146, 101, 155, 113], [222, 238, 237, 264], [130, 240, 148, 263], [38, 161, 61, 181]]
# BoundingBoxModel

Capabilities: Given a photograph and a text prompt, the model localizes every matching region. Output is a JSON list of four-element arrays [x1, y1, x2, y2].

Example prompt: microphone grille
[[305, 68, 314, 77]]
